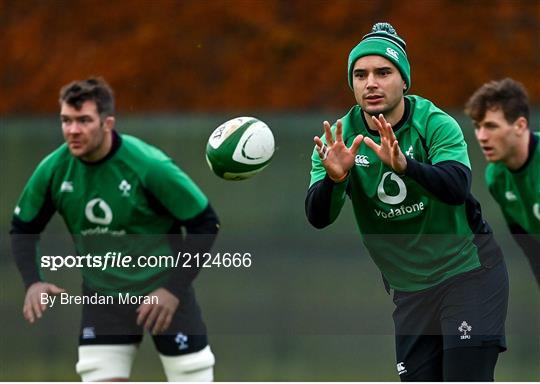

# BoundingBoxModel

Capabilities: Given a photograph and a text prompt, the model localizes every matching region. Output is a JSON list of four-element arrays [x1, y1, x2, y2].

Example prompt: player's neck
[[81, 130, 114, 163], [505, 131, 531, 171]]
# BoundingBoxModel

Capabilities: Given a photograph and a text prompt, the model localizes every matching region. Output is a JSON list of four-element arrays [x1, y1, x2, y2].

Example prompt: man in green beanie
[[306, 22, 508, 381]]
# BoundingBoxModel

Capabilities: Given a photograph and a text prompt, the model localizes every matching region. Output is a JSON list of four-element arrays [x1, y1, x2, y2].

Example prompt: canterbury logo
[[505, 191, 517, 201], [85, 198, 113, 225], [355, 154, 370, 167], [60, 181, 73, 192], [386, 47, 399, 60], [377, 172, 407, 205]]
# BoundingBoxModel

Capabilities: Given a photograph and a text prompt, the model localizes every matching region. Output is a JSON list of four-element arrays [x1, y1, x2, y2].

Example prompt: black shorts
[[392, 260, 508, 379], [78, 285, 208, 356]]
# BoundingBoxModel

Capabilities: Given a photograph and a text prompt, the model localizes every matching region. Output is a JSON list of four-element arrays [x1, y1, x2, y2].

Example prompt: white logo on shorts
[[458, 321, 472, 339], [175, 332, 189, 350], [397, 362, 407, 375], [82, 327, 96, 339]]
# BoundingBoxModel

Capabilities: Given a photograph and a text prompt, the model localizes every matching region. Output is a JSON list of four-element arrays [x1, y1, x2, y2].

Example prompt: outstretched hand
[[314, 119, 364, 182], [363, 114, 407, 174]]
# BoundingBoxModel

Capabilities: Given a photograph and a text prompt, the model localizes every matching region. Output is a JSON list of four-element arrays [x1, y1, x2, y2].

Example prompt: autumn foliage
[[1, 0, 539, 114]]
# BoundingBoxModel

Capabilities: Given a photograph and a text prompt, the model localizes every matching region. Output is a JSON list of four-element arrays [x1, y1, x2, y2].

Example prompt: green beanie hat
[[348, 22, 411, 91]]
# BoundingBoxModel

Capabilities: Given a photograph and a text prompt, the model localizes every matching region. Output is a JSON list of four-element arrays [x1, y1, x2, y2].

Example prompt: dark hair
[[59, 77, 115, 117], [465, 78, 529, 124]]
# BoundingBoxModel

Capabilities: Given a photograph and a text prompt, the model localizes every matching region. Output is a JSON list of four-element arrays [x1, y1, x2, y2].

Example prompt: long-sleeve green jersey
[[486, 132, 540, 236], [308, 96, 500, 291], [13, 133, 210, 295]]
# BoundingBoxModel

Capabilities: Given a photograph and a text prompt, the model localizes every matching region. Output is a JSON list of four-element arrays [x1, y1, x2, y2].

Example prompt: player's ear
[[514, 116, 528, 136], [103, 116, 115, 132]]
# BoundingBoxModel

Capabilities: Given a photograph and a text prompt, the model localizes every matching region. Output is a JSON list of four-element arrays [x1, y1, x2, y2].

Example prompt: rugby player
[[11, 77, 219, 381], [306, 23, 508, 381], [465, 78, 539, 287]]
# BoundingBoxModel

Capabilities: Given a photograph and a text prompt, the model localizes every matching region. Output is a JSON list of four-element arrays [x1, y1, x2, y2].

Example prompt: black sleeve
[[404, 159, 471, 205], [10, 194, 56, 289], [508, 223, 540, 288], [162, 203, 220, 300], [305, 175, 346, 229]]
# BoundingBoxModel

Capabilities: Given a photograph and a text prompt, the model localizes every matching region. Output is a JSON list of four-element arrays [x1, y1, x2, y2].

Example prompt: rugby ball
[[206, 116, 275, 180]]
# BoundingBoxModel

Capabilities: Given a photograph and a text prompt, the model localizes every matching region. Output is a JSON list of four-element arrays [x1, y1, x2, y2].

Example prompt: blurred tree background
[[1, 0, 540, 114], [1, 0, 539, 381]]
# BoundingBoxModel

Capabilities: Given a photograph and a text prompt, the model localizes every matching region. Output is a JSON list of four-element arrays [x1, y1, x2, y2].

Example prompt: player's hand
[[23, 282, 66, 324], [314, 119, 364, 182], [136, 287, 179, 335], [364, 114, 407, 174]]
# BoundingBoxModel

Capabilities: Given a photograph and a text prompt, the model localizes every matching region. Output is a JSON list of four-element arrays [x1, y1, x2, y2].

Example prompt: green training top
[[310, 95, 482, 291], [485, 131, 540, 236], [14, 133, 209, 295]]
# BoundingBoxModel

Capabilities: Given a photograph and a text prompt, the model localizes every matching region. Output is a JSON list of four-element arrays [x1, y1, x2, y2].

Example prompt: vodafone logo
[[377, 172, 407, 205], [533, 203, 540, 221], [85, 198, 113, 225], [374, 172, 425, 220]]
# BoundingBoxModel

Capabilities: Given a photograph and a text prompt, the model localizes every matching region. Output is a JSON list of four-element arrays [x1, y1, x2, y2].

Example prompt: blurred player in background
[[465, 78, 539, 287], [10, 77, 219, 381], [306, 22, 508, 381]]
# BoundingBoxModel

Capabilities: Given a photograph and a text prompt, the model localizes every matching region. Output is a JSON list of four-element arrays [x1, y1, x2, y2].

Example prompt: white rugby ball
[[206, 116, 275, 180]]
